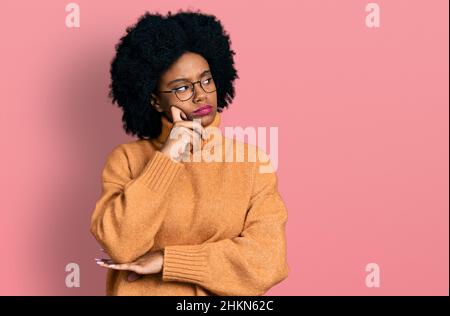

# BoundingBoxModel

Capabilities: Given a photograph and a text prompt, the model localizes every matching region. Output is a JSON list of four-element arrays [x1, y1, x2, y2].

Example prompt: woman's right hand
[[160, 106, 207, 162]]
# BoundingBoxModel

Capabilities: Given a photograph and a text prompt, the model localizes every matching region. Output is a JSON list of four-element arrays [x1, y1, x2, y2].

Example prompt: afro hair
[[108, 9, 239, 139]]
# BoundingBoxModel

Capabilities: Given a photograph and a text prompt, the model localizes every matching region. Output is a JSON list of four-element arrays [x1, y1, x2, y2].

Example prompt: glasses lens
[[174, 77, 216, 101], [174, 84, 193, 101], [200, 77, 216, 93]]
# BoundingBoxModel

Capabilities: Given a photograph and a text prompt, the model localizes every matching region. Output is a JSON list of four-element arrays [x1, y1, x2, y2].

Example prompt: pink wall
[[0, 0, 448, 295]]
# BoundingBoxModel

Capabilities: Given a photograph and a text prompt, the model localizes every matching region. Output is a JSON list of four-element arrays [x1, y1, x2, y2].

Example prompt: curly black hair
[[108, 9, 239, 139]]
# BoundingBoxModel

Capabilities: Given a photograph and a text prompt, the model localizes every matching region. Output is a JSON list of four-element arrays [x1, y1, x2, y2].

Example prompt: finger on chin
[[170, 106, 182, 123]]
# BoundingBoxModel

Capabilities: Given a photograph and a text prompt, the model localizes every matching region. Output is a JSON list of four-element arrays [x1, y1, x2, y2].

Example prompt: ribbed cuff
[[162, 244, 208, 284], [140, 151, 184, 193]]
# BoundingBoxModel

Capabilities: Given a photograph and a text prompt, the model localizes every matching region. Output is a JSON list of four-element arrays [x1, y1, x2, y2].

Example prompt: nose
[[192, 82, 207, 103]]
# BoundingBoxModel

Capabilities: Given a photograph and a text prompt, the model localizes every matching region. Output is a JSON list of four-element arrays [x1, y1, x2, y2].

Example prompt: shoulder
[[103, 139, 157, 177], [105, 139, 152, 160], [115, 138, 155, 158]]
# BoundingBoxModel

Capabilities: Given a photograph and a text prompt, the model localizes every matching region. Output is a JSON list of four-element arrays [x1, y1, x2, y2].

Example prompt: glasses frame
[[157, 77, 217, 102]]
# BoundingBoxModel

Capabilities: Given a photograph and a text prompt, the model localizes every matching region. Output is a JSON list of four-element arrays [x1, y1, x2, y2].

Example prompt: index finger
[[170, 106, 187, 123]]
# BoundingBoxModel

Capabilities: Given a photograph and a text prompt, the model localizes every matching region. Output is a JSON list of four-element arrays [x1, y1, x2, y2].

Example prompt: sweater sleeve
[[90, 145, 184, 264], [161, 149, 289, 296]]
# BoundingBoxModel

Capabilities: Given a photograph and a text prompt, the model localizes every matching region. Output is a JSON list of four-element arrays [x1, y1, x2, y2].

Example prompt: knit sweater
[[90, 111, 289, 296]]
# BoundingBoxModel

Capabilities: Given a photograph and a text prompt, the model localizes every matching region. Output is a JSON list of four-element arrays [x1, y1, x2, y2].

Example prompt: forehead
[[162, 52, 210, 81]]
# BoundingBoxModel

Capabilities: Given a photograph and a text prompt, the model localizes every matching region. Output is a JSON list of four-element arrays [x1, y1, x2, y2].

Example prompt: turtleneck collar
[[149, 111, 222, 151]]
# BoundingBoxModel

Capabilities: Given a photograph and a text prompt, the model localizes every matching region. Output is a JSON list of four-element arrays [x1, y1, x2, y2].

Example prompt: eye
[[202, 77, 213, 85], [174, 85, 189, 92]]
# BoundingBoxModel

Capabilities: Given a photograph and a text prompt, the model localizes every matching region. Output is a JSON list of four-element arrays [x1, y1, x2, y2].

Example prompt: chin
[[205, 109, 218, 126], [192, 109, 216, 126]]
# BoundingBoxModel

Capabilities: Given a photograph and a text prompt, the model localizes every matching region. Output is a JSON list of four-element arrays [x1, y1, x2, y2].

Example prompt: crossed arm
[[91, 145, 289, 295]]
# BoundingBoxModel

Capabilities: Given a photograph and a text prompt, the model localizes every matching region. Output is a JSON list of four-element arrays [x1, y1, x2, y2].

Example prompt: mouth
[[192, 105, 213, 117]]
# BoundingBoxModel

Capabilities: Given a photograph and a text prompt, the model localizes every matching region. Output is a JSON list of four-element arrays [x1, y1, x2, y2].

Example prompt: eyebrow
[[167, 70, 211, 86]]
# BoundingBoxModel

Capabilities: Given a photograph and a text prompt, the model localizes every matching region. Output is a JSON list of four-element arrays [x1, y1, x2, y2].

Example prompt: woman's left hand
[[95, 249, 164, 282]]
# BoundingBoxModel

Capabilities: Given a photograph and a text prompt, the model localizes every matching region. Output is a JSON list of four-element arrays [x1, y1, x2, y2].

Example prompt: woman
[[90, 9, 289, 296]]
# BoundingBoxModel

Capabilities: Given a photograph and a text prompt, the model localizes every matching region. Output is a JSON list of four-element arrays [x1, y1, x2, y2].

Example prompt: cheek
[[160, 98, 177, 112], [211, 92, 218, 103]]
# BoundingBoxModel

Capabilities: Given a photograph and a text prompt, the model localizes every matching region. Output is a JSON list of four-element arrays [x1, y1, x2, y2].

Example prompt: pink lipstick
[[192, 105, 212, 116]]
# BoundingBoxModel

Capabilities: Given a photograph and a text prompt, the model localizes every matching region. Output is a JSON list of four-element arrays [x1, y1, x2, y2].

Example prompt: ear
[[150, 93, 163, 113]]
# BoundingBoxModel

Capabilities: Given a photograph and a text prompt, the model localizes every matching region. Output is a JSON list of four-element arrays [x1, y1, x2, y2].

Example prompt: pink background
[[0, 0, 448, 295]]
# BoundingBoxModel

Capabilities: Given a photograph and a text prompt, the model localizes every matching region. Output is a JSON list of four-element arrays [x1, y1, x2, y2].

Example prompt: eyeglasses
[[158, 76, 217, 101]]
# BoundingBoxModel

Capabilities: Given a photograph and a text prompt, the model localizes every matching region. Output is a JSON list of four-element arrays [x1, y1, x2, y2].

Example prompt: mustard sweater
[[90, 111, 289, 296]]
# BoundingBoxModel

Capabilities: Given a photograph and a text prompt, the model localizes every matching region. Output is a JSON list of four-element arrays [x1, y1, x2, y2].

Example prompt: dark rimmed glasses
[[158, 76, 217, 101]]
